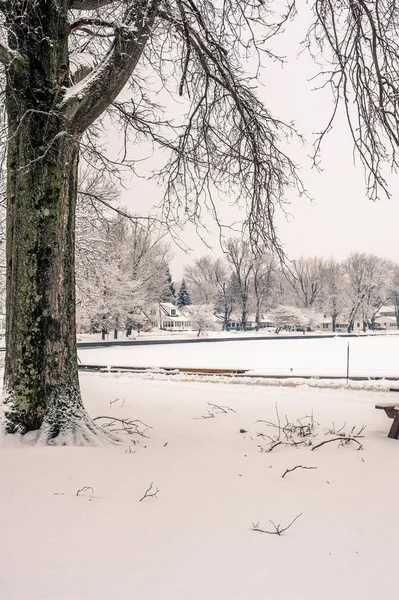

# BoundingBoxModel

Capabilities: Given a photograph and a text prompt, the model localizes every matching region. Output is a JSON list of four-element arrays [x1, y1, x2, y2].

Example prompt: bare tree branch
[[282, 465, 317, 478], [76, 486, 94, 496], [311, 437, 364, 451], [139, 482, 159, 501], [252, 513, 302, 536], [309, 0, 399, 201], [62, 0, 160, 134]]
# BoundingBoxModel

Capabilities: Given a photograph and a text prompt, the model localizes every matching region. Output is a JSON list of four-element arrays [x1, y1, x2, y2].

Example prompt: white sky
[[116, 6, 399, 280]]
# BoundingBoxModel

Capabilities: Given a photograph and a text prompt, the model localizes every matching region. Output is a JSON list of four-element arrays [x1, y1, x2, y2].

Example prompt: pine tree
[[177, 280, 192, 308], [160, 268, 176, 303]]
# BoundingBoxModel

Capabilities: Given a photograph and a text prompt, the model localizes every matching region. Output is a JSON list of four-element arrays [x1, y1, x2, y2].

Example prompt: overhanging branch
[[62, 0, 160, 134]]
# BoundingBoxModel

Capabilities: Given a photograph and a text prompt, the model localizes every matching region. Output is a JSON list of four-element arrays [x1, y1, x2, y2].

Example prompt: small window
[[171, 309, 176, 316]]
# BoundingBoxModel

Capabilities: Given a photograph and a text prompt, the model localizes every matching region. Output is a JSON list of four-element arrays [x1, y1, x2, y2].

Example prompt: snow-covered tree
[[183, 305, 216, 337], [343, 253, 392, 332], [76, 206, 170, 335], [114, 219, 171, 306], [269, 306, 308, 334], [177, 280, 191, 308]]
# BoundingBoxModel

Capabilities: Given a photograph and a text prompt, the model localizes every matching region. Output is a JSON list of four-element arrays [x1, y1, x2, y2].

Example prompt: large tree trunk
[[2, 1, 109, 444], [4, 129, 85, 439]]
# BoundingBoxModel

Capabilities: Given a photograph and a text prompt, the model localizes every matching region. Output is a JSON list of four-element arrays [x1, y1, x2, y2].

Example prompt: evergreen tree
[[160, 268, 176, 303], [177, 280, 192, 308]]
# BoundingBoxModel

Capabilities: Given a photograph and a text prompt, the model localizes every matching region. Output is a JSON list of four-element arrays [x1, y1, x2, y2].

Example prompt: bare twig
[[312, 437, 364, 451], [139, 482, 159, 502], [282, 466, 317, 478], [125, 445, 136, 454], [207, 402, 236, 414], [259, 440, 283, 453], [109, 397, 125, 408], [194, 402, 236, 419], [76, 486, 94, 497], [252, 513, 302, 536]]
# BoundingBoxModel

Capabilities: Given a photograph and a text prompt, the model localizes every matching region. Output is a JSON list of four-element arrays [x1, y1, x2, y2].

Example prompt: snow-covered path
[[79, 334, 399, 378], [1, 374, 399, 599]]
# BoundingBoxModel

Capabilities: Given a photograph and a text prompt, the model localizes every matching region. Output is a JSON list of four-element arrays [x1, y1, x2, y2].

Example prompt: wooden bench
[[375, 403, 399, 439]]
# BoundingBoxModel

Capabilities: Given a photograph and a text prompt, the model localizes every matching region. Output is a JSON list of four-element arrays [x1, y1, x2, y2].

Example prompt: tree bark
[[2, 1, 109, 443]]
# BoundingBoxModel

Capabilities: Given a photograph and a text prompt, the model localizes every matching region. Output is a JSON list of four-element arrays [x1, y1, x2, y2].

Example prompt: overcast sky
[[117, 5, 399, 280]]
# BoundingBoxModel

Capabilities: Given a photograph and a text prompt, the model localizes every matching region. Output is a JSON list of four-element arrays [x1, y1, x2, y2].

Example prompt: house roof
[[159, 303, 189, 320], [377, 305, 395, 314]]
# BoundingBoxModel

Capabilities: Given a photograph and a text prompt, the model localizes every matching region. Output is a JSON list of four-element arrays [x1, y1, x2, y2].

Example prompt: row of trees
[[74, 219, 399, 336], [183, 242, 399, 333]]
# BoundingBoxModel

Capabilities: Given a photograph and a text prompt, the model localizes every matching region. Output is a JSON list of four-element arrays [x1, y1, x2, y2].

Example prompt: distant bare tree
[[224, 239, 254, 331], [344, 253, 392, 332], [184, 255, 238, 330], [323, 259, 346, 332], [286, 257, 326, 309], [253, 252, 277, 331], [184, 256, 227, 305]]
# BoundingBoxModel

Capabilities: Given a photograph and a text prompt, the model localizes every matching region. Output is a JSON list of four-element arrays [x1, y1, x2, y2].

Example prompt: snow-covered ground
[[77, 329, 327, 343], [1, 373, 399, 599], [79, 334, 399, 378]]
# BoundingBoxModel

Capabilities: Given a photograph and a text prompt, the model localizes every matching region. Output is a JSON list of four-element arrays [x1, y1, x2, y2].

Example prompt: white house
[[158, 302, 191, 331], [320, 317, 363, 332], [217, 313, 275, 331], [375, 315, 397, 330]]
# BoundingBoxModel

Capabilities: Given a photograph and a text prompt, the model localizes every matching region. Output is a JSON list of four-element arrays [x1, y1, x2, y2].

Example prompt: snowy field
[[79, 334, 399, 378], [1, 373, 399, 599]]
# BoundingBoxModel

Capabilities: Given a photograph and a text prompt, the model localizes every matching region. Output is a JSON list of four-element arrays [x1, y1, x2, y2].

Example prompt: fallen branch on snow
[[311, 437, 363, 451], [194, 402, 236, 420], [282, 465, 317, 478], [93, 416, 152, 437], [139, 482, 159, 502], [76, 486, 94, 497], [252, 513, 302, 536]]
